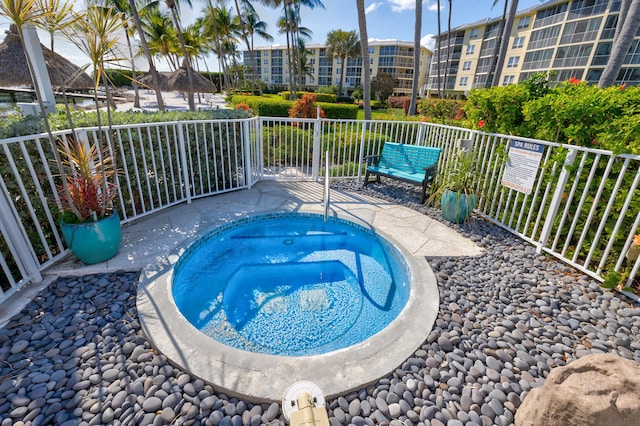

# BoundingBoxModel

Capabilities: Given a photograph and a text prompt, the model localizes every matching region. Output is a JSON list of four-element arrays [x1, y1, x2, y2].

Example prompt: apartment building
[[242, 40, 432, 96], [427, 0, 637, 97]]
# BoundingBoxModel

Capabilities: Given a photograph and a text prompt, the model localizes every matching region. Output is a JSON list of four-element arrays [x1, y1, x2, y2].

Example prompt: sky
[[0, 0, 546, 75]]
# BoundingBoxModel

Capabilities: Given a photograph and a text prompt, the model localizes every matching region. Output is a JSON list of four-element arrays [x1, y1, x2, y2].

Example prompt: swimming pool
[[172, 214, 410, 356], [138, 207, 439, 402]]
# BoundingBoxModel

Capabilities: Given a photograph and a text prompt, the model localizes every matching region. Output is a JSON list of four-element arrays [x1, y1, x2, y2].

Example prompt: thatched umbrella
[[164, 67, 217, 93], [137, 72, 169, 89], [0, 25, 93, 90]]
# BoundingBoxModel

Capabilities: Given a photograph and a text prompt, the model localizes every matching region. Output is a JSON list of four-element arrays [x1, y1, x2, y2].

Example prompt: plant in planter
[[55, 136, 122, 264], [428, 147, 481, 224], [53, 4, 126, 264]]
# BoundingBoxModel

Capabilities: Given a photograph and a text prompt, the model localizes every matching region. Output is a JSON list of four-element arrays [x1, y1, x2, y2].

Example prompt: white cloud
[[421, 34, 436, 51], [366, 2, 383, 14], [388, 0, 415, 12]]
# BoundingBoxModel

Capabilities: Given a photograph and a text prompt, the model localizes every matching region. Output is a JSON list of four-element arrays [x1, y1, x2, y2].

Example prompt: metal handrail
[[324, 150, 330, 222]]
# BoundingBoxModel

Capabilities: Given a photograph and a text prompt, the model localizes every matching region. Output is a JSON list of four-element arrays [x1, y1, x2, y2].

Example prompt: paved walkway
[[49, 180, 483, 278]]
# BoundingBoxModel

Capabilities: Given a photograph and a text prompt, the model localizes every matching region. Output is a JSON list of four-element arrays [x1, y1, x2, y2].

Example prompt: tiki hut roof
[[0, 25, 93, 90], [137, 72, 169, 89], [164, 68, 217, 93]]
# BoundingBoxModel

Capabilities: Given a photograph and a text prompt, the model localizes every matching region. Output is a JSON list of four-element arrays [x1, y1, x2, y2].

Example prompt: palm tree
[[67, 4, 126, 210], [325, 29, 360, 97], [489, 0, 518, 87], [103, 0, 143, 107], [355, 0, 371, 120], [33, 0, 79, 120], [241, 3, 273, 95], [199, 2, 238, 94], [598, 0, 640, 87], [232, 0, 260, 94], [143, 6, 180, 69], [127, 0, 165, 111], [408, 0, 422, 115], [443, 0, 452, 96], [436, 0, 442, 98], [0, 0, 82, 215], [163, 0, 196, 110], [33, 0, 74, 53], [262, 0, 323, 98]]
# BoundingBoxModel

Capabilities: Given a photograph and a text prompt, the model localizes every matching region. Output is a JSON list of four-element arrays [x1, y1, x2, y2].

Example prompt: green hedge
[[317, 102, 358, 119], [232, 95, 294, 117], [0, 108, 252, 138], [280, 91, 337, 103]]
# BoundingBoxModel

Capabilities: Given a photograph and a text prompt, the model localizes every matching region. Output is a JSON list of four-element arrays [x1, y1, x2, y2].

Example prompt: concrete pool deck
[[1, 180, 483, 401], [48, 180, 483, 278]]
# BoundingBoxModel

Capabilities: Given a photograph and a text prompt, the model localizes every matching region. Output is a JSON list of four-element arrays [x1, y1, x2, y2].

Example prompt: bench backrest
[[379, 142, 442, 173]]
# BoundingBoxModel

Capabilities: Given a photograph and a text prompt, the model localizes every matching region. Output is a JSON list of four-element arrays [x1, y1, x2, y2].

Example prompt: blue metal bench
[[363, 142, 442, 203]]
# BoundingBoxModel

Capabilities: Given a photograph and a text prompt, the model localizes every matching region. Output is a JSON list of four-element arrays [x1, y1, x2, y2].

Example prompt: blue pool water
[[172, 213, 410, 356]]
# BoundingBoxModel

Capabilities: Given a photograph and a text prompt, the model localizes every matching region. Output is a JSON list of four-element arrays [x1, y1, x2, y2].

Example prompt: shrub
[[231, 95, 293, 117], [288, 94, 326, 119], [387, 96, 411, 109], [235, 102, 251, 111], [418, 98, 466, 123], [317, 102, 358, 119], [336, 96, 354, 104], [104, 69, 133, 87], [315, 93, 337, 103]]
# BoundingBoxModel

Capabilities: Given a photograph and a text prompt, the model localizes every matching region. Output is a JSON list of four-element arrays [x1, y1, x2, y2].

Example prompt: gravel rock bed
[[1, 179, 639, 426]]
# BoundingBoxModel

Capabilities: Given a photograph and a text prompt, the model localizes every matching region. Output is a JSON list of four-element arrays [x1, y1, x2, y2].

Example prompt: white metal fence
[[1, 116, 638, 303]]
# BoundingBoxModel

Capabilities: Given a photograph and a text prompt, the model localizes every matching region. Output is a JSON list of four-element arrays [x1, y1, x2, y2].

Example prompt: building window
[[460, 76, 468, 86], [469, 28, 478, 39], [502, 75, 515, 85], [466, 44, 475, 55], [263, 59, 268, 64], [462, 60, 472, 71], [512, 36, 525, 49], [507, 56, 520, 68], [368, 47, 375, 54], [517, 16, 530, 29]]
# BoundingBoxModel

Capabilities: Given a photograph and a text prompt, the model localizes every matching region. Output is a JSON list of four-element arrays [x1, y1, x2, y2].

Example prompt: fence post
[[177, 122, 192, 205], [0, 185, 42, 284], [537, 148, 577, 253], [311, 107, 322, 181], [242, 119, 253, 189]]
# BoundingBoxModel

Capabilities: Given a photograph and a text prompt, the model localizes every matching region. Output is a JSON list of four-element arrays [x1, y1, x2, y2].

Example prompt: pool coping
[[137, 211, 440, 403]]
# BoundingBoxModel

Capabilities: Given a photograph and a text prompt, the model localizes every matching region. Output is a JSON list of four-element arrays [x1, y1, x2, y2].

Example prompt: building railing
[[1, 116, 638, 303]]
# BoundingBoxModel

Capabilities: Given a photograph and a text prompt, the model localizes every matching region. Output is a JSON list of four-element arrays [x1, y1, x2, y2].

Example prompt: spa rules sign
[[501, 140, 544, 195]]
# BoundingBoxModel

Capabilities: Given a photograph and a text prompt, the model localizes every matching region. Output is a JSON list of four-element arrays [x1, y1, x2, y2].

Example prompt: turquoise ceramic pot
[[60, 211, 122, 264], [441, 190, 477, 224]]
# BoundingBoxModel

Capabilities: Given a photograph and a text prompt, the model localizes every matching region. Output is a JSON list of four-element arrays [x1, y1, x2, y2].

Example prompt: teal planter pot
[[441, 190, 477, 224], [60, 211, 122, 264]]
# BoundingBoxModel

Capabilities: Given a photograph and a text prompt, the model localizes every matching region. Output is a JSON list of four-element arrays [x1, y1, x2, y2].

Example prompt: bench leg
[[420, 180, 428, 204], [363, 170, 371, 186]]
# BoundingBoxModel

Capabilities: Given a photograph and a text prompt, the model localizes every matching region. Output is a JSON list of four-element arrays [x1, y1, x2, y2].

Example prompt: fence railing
[[1, 115, 638, 304]]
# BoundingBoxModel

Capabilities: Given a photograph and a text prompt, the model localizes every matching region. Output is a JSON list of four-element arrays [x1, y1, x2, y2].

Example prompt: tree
[[355, 0, 371, 120], [371, 71, 398, 104], [240, 2, 272, 94], [103, 0, 144, 107], [143, 6, 180, 69], [443, 0, 452, 96], [261, 0, 323, 98], [127, 0, 165, 111], [408, 0, 421, 115], [199, 1, 237, 94], [164, 0, 196, 110], [325, 29, 360, 97], [490, 0, 518, 87], [436, 0, 442, 97], [599, 0, 640, 87]]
